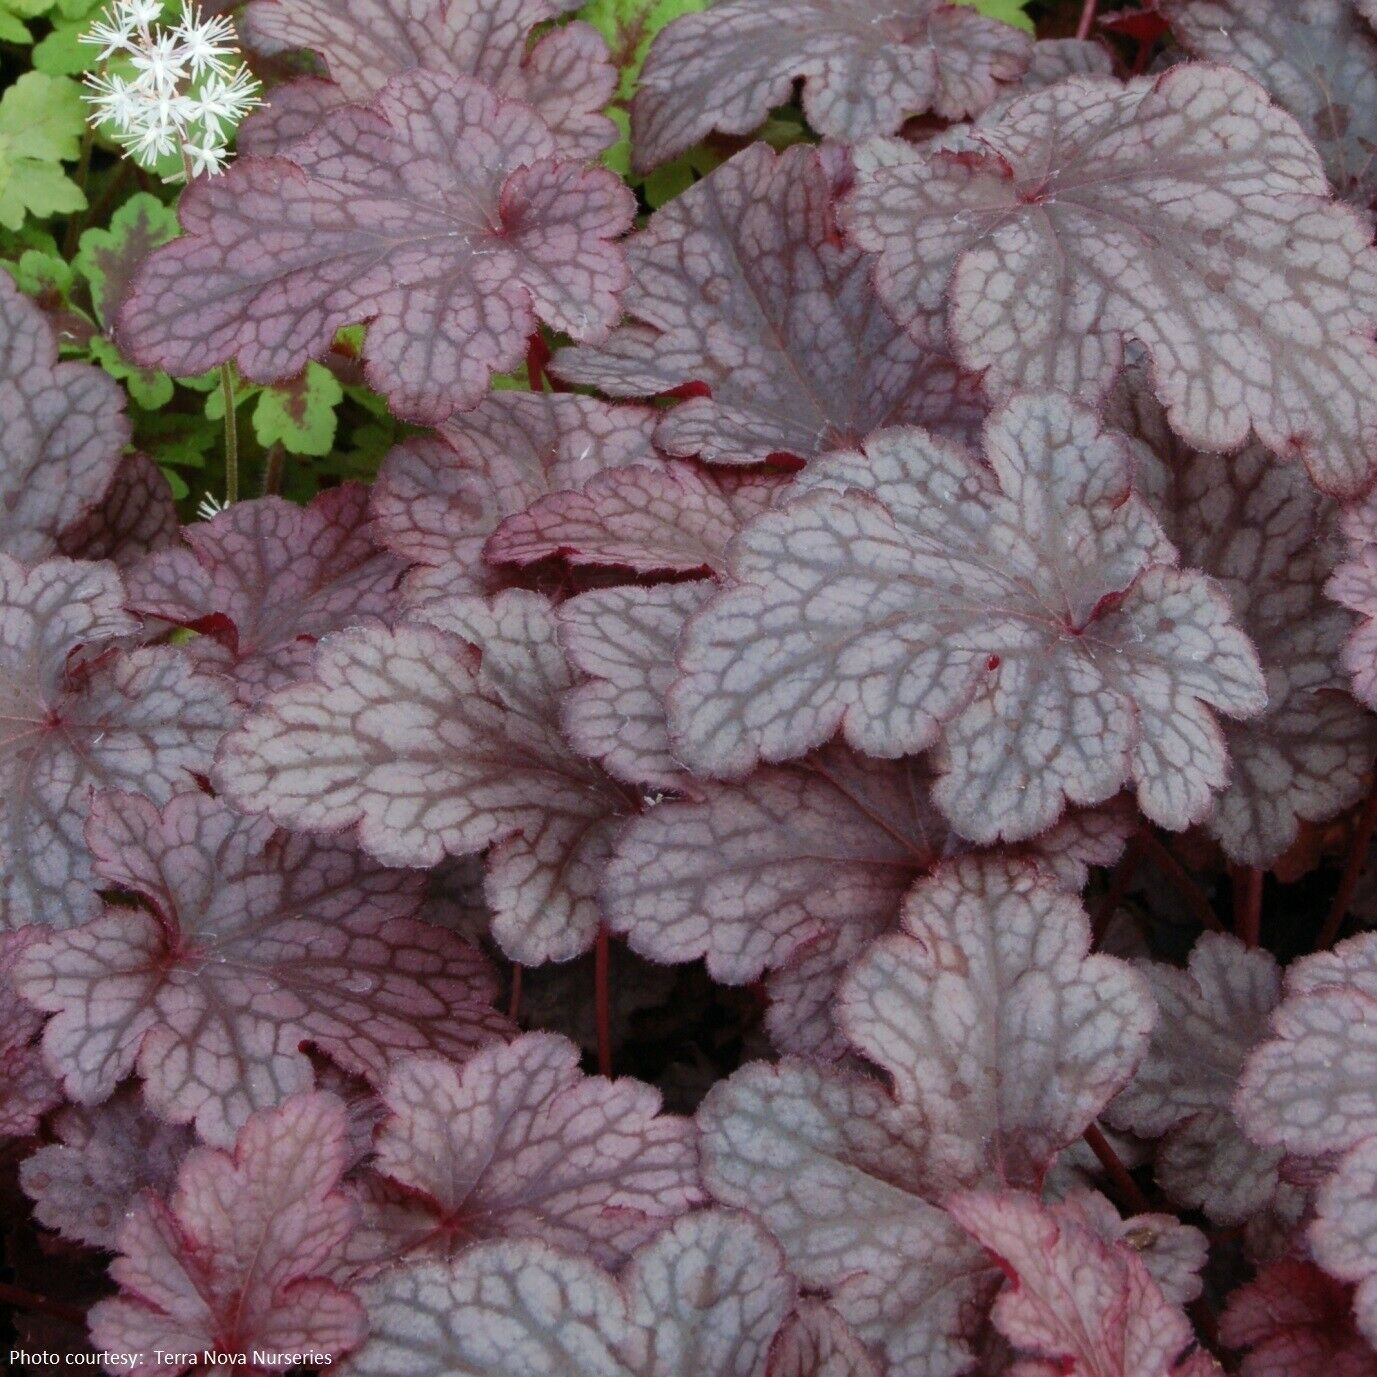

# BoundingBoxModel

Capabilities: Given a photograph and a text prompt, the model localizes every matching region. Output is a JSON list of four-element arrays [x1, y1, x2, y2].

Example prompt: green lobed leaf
[[75, 191, 180, 324], [0, 0, 56, 44], [0, 72, 88, 230], [252, 362, 345, 456], [958, 0, 1034, 31]]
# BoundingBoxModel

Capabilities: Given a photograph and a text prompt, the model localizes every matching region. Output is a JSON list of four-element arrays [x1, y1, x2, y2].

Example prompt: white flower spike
[[80, 0, 261, 181]]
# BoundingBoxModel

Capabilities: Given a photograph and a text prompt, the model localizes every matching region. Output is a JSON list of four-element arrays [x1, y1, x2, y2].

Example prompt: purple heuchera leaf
[[20, 1089, 192, 1250], [632, 0, 1030, 172], [0, 276, 129, 562], [118, 73, 636, 426], [58, 453, 181, 569], [0, 557, 236, 931], [1326, 486, 1377, 712], [1163, 0, 1377, 209], [241, 0, 616, 160], [88, 1093, 367, 1373], [487, 461, 785, 578], [1113, 372, 1377, 866], [1106, 934, 1285, 1227], [844, 63, 1377, 496], [1220, 1259, 1375, 1377], [372, 391, 660, 594], [697, 854, 1151, 1373], [767, 1301, 880, 1377], [948, 1190, 1222, 1377], [669, 392, 1266, 843], [557, 144, 986, 467], [344, 1210, 795, 1377], [0, 930, 62, 1137], [14, 788, 509, 1147], [123, 485, 406, 702], [345, 1033, 701, 1277], [217, 591, 629, 963], [1238, 933, 1377, 1346]]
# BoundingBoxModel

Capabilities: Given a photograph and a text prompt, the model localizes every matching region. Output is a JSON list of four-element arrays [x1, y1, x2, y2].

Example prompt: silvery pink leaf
[[669, 392, 1265, 842], [88, 1093, 366, 1373], [216, 591, 629, 963], [242, 0, 616, 159], [766, 1302, 880, 1377], [0, 275, 129, 562], [949, 1189, 1221, 1376], [698, 855, 1149, 1372], [347, 1032, 701, 1276], [487, 461, 785, 577], [1162, 0, 1377, 208], [344, 1210, 794, 1377], [118, 73, 636, 426], [14, 789, 509, 1147], [557, 144, 985, 467], [1055, 1189, 1207, 1309], [123, 486, 405, 703], [1326, 487, 1377, 712], [1313, 1139, 1377, 1346], [20, 1089, 192, 1249], [845, 63, 1377, 496], [838, 855, 1153, 1191], [0, 557, 236, 931], [372, 392, 659, 593], [0, 929, 61, 1138], [1220, 1259, 1375, 1377], [1113, 373, 1376, 866], [632, 0, 1030, 171], [1106, 934, 1285, 1225], [58, 454, 180, 570], [698, 1057, 995, 1376], [559, 582, 713, 790]]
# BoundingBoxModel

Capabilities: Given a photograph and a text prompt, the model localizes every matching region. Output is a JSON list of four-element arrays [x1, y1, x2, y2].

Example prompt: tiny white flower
[[196, 492, 227, 521], [125, 0, 167, 30], [79, 12, 137, 60], [81, 71, 143, 132], [188, 65, 260, 135], [172, 2, 237, 76], [130, 30, 189, 91], [183, 136, 228, 177]]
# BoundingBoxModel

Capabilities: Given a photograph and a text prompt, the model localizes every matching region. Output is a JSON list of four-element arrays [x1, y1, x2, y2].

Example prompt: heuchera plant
[[10, 0, 1377, 1373]]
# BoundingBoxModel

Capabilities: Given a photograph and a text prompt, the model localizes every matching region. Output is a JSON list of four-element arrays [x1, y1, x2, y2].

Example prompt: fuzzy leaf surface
[[58, 453, 180, 569], [766, 1303, 880, 1377], [14, 789, 508, 1146], [372, 392, 659, 590], [118, 73, 636, 426], [1163, 0, 1377, 209], [0, 557, 235, 931], [242, 0, 616, 159], [124, 486, 405, 702], [0, 929, 61, 1137], [345, 1210, 795, 1377], [632, 0, 1029, 170], [0, 274, 127, 561], [1326, 487, 1377, 712], [88, 1093, 367, 1372], [20, 1090, 192, 1249], [217, 591, 628, 963], [556, 144, 986, 465], [949, 1190, 1220, 1376], [1116, 373, 1376, 865], [1106, 933, 1284, 1225], [669, 392, 1265, 842], [845, 63, 1377, 496], [348, 1033, 701, 1276]]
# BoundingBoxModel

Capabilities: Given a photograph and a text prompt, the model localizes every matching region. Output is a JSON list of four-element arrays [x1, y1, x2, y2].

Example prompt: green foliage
[[579, 0, 710, 102], [958, 0, 1034, 31], [0, 0, 55, 44], [75, 191, 180, 322], [0, 72, 88, 230]]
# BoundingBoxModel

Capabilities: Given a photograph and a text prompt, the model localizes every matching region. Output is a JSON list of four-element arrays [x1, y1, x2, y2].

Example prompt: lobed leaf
[[557, 144, 986, 466], [372, 391, 659, 593], [124, 486, 406, 702], [347, 1032, 701, 1276], [845, 63, 1377, 496], [14, 789, 509, 1146], [58, 453, 180, 569], [1163, 0, 1377, 209], [0, 274, 128, 562], [216, 591, 629, 963], [118, 73, 636, 426], [0, 929, 61, 1137], [20, 1089, 192, 1249], [766, 1302, 880, 1377], [632, 0, 1030, 171], [668, 392, 1265, 842], [343, 1210, 795, 1377], [1106, 934, 1285, 1226], [89, 1093, 367, 1373], [1326, 485, 1377, 712], [242, 0, 616, 160], [949, 1189, 1222, 1376], [0, 557, 236, 931]]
